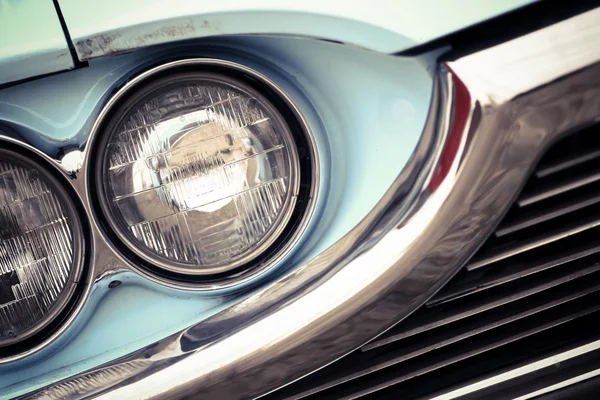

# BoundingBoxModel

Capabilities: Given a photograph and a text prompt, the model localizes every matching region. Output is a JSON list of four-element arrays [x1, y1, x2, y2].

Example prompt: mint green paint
[[0, 0, 74, 84], [57, 0, 535, 59]]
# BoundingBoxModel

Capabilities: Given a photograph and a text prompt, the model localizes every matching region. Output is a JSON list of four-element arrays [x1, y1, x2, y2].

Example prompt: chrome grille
[[268, 122, 600, 399]]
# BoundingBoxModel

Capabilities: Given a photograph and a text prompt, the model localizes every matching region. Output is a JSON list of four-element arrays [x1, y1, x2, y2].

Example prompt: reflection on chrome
[[100, 80, 299, 274], [20, 10, 600, 399]]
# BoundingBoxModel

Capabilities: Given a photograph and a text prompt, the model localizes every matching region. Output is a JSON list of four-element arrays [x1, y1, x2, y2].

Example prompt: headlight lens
[[97, 73, 301, 276], [0, 151, 82, 346]]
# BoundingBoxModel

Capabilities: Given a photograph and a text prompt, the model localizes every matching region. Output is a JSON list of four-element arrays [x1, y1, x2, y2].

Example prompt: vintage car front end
[[0, 1, 599, 399]]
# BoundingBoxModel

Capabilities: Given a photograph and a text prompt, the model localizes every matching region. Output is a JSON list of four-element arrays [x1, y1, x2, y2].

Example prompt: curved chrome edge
[[19, 56, 455, 399], [21, 7, 600, 400]]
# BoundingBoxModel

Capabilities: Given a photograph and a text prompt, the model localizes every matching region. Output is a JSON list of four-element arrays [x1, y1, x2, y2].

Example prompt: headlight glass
[[0, 151, 82, 346], [98, 73, 301, 276]]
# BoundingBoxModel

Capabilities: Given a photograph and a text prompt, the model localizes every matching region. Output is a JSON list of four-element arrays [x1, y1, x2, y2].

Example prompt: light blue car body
[[0, 0, 533, 397]]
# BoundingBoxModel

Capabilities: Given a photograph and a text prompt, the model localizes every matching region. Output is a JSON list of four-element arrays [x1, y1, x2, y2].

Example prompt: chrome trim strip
[[467, 216, 600, 271], [21, 7, 600, 399], [449, 7, 600, 101], [514, 369, 600, 400], [431, 339, 600, 400]]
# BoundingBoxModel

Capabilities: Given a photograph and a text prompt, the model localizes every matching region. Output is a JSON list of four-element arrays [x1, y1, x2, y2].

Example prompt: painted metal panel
[[0, 0, 74, 85], [57, 0, 534, 60]]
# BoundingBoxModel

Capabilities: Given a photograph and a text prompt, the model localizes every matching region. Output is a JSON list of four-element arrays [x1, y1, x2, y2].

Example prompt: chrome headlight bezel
[[87, 59, 319, 287]]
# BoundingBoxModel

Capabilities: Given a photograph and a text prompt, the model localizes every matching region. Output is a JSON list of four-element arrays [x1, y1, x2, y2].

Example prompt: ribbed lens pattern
[[0, 160, 74, 343], [102, 80, 297, 273]]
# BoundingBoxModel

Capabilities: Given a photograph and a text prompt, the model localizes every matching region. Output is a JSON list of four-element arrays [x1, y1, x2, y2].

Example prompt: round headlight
[[95, 69, 306, 277], [0, 149, 83, 347]]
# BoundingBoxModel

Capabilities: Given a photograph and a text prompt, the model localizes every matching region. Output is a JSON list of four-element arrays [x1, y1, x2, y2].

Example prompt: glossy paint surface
[[57, 0, 534, 59], [0, 0, 74, 85], [0, 37, 433, 397]]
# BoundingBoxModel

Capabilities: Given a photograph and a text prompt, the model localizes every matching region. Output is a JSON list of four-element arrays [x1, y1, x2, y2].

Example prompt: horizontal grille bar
[[268, 122, 600, 400]]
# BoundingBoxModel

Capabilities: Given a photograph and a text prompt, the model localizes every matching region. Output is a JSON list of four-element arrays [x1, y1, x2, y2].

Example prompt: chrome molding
[[19, 7, 600, 400], [430, 339, 600, 400]]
